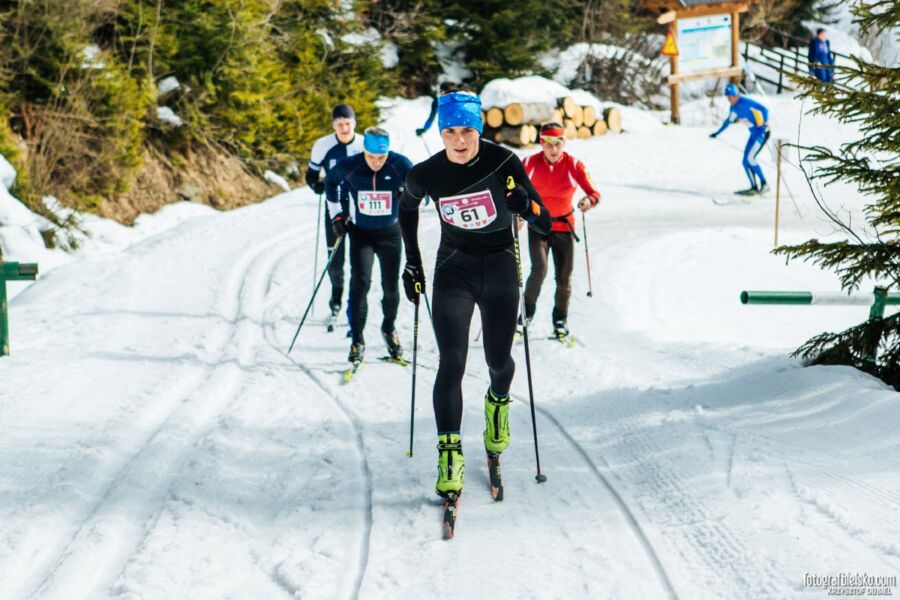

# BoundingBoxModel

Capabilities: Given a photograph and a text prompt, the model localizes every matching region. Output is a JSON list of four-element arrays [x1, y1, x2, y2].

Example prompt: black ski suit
[[399, 140, 551, 433], [326, 152, 412, 345]]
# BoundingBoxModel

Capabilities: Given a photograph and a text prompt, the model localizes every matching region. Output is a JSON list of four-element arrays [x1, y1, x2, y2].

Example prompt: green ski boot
[[435, 433, 465, 497], [483, 388, 512, 454]]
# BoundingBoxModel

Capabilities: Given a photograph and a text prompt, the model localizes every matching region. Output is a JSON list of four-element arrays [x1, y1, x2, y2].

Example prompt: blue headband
[[364, 131, 390, 154], [438, 92, 483, 134]]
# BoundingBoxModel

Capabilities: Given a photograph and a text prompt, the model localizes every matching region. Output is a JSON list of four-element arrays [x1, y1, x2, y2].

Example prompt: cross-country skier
[[305, 104, 364, 321], [399, 90, 551, 502], [710, 84, 771, 195], [326, 127, 412, 368], [521, 122, 601, 340]]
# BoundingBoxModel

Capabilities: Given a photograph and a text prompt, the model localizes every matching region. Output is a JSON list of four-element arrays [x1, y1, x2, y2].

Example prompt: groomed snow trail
[[3, 101, 900, 599]]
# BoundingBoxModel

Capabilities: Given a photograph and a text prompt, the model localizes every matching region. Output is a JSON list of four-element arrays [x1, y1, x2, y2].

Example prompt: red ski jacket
[[522, 151, 600, 234]]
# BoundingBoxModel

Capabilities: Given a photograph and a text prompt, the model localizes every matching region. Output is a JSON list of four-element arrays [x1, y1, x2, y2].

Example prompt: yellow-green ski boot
[[435, 433, 465, 498], [483, 388, 511, 454]]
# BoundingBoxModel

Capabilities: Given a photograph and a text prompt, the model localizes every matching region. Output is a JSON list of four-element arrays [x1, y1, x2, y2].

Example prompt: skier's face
[[364, 151, 388, 172], [441, 126, 480, 164], [540, 137, 565, 163], [727, 95, 739, 106], [333, 118, 355, 143]]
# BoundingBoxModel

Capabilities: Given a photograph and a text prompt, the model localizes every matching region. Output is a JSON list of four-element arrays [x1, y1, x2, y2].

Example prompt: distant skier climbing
[[710, 84, 771, 196]]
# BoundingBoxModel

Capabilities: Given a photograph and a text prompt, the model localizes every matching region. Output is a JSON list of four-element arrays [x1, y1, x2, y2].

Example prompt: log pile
[[480, 96, 622, 147]]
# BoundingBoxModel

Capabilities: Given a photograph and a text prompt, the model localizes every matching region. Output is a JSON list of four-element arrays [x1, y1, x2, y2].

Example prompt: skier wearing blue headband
[[398, 90, 551, 513], [326, 127, 413, 372]]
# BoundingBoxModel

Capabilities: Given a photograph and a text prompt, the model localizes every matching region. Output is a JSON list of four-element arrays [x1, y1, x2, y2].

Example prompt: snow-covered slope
[[1, 92, 898, 599]]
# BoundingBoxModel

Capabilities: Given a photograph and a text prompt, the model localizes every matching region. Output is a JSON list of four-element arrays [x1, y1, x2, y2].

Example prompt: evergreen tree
[[774, 1, 900, 387]]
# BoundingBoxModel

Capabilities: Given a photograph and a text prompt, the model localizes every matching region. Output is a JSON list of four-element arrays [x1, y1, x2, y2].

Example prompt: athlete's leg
[[432, 249, 477, 433], [325, 208, 346, 308], [549, 232, 575, 323], [375, 229, 402, 334], [742, 135, 760, 189], [751, 130, 770, 185], [478, 249, 520, 396], [523, 229, 549, 319], [348, 229, 375, 345]]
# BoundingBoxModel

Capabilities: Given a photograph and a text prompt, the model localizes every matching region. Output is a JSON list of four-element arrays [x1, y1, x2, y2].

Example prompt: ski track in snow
[[23, 230, 302, 600]]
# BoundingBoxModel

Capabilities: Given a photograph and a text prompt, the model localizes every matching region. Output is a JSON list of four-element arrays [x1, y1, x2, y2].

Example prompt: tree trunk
[[604, 107, 623, 133], [582, 106, 597, 127], [503, 102, 556, 126], [576, 126, 592, 139], [486, 107, 505, 129], [571, 105, 584, 128], [563, 120, 577, 140], [494, 125, 536, 147], [592, 120, 608, 136], [557, 96, 577, 118]]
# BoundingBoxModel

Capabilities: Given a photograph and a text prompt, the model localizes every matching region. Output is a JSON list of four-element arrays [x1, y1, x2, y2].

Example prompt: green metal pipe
[[740, 291, 813, 305], [741, 290, 900, 306]]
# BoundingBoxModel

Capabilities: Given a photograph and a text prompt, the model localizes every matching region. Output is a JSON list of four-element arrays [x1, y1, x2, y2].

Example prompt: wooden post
[[774, 139, 783, 248], [731, 11, 740, 84], [670, 49, 680, 124]]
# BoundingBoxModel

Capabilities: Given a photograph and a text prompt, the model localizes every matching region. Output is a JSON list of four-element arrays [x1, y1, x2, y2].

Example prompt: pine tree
[[773, 1, 900, 387]]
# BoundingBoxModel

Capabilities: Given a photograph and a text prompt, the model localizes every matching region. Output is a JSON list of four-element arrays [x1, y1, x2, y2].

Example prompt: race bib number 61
[[438, 189, 497, 230]]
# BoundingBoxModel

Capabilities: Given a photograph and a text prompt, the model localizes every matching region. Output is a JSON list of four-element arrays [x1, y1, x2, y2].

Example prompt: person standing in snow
[[399, 90, 551, 500], [521, 122, 601, 339], [808, 28, 835, 84], [325, 127, 412, 366], [710, 84, 771, 196], [305, 104, 364, 321]]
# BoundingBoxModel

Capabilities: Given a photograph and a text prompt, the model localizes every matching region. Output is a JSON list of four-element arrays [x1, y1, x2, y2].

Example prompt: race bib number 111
[[438, 190, 497, 230], [358, 191, 392, 216]]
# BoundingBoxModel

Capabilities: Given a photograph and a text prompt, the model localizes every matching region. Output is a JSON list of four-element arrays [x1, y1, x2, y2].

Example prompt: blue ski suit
[[712, 96, 771, 190]]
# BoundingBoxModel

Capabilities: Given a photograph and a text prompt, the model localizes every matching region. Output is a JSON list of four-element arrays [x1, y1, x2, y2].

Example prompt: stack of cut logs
[[481, 96, 622, 147]]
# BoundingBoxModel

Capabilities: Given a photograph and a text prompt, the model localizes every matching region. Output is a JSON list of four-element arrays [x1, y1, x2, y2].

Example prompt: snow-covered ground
[[2, 91, 899, 599]]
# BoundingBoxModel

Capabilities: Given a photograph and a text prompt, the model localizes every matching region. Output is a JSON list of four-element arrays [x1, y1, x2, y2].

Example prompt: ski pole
[[507, 178, 547, 483], [406, 282, 422, 457], [287, 234, 345, 354], [312, 193, 323, 316], [582, 211, 594, 298]]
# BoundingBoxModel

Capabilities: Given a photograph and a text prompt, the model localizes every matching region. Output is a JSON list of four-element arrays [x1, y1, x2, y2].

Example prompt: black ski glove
[[332, 214, 348, 238], [402, 263, 426, 304], [311, 180, 325, 195], [415, 128, 425, 136], [709, 132, 718, 139], [505, 184, 531, 215]]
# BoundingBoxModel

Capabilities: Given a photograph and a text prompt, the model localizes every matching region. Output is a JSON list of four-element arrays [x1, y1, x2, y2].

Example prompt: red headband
[[540, 127, 565, 138]]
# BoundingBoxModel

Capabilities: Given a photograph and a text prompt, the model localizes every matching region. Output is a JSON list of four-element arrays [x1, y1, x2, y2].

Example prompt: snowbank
[[479, 76, 574, 108]]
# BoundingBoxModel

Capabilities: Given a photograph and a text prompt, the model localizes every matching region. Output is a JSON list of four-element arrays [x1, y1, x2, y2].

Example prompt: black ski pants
[[348, 225, 402, 345], [323, 202, 347, 307], [524, 230, 575, 323], [431, 246, 519, 433]]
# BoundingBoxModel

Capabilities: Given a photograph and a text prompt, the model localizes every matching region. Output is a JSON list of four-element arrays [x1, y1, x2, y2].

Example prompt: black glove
[[505, 184, 531, 215], [709, 132, 718, 139], [332, 215, 348, 238], [415, 128, 425, 136], [402, 263, 426, 304], [311, 180, 325, 195]]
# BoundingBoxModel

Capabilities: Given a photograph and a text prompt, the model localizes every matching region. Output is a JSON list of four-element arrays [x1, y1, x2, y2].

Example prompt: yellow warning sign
[[661, 27, 679, 57]]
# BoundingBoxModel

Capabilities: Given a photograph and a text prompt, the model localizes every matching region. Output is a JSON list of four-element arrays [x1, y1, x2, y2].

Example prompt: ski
[[342, 360, 363, 383], [441, 493, 460, 540], [379, 355, 410, 367], [487, 451, 504, 501], [547, 334, 576, 348]]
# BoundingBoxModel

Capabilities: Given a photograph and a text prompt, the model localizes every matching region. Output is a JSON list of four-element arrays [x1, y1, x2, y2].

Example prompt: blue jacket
[[713, 96, 769, 137], [325, 152, 413, 231], [808, 38, 834, 68]]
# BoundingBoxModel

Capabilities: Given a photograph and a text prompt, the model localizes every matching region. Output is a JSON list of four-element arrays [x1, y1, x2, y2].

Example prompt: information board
[[677, 14, 732, 73]]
